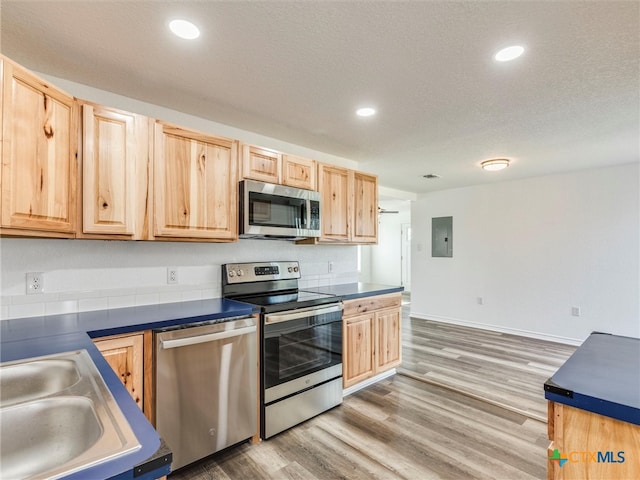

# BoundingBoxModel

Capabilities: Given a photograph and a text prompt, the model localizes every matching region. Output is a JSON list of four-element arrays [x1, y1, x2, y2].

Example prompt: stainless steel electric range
[[222, 261, 343, 439]]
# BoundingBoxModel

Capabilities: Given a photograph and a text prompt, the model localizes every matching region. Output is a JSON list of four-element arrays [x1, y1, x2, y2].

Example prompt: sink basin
[[0, 358, 81, 406], [0, 350, 141, 479], [1, 397, 103, 479]]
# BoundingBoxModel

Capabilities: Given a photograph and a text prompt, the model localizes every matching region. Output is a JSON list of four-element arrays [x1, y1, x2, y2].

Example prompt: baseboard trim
[[409, 312, 583, 346], [342, 369, 397, 397]]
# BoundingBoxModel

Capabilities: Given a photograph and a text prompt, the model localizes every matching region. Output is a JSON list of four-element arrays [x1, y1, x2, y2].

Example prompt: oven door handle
[[264, 303, 343, 324], [160, 325, 257, 349]]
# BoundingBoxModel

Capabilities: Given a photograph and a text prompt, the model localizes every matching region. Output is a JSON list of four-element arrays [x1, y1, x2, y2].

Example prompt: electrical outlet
[[571, 306, 581, 317], [26, 272, 44, 295], [328, 261, 334, 273], [477, 296, 484, 305], [167, 267, 178, 284]]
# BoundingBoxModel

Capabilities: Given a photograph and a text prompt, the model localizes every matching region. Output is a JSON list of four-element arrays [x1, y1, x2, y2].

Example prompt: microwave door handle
[[265, 304, 343, 324], [160, 325, 257, 349], [303, 201, 308, 228]]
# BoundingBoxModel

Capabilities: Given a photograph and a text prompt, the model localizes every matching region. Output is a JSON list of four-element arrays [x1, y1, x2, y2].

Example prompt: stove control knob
[[293, 266, 299, 272], [288, 266, 293, 273], [228, 270, 235, 277], [238, 269, 245, 276]]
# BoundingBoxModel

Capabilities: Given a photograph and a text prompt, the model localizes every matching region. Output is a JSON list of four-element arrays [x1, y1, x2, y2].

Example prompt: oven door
[[263, 303, 342, 401]]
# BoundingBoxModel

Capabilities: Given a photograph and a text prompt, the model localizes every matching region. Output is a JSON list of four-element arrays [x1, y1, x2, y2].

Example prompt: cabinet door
[[1, 58, 77, 235], [317, 163, 350, 242], [241, 144, 281, 184], [548, 402, 640, 480], [352, 171, 378, 244], [94, 334, 144, 410], [0, 58, 4, 202], [282, 154, 316, 190], [154, 122, 238, 240], [82, 104, 145, 236], [343, 313, 375, 388], [375, 307, 402, 372]]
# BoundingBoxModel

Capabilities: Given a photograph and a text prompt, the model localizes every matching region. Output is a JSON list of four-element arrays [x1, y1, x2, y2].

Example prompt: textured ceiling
[[2, 1, 638, 194]]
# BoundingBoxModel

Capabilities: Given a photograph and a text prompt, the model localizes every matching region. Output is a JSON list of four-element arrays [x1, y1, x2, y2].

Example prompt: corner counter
[[0, 298, 257, 480], [544, 332, 640, 480]]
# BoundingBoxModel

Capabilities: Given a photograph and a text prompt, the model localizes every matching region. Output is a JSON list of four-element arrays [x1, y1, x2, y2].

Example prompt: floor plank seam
[[395, 368, 548, 424]]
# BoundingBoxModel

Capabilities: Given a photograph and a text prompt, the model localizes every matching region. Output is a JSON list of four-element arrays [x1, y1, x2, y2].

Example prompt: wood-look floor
[[399, 310, 576, 422], [169, 303, 577, 480]]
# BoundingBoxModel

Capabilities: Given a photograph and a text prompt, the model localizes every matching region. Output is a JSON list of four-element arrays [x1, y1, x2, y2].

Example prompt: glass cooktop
[[234, 290, 339, 312]]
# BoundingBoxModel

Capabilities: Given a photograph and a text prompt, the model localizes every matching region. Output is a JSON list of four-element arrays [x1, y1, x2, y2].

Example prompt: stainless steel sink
[[0, 358, 81, 406], [0, 350, 141, 479]]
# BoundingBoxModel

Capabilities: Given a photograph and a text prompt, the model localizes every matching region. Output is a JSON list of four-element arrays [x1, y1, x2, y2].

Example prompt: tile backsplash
[[0, 238, 358, 320]]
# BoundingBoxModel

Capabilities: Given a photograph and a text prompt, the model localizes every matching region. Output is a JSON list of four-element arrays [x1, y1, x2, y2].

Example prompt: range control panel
[[222, 261, 300, 284]]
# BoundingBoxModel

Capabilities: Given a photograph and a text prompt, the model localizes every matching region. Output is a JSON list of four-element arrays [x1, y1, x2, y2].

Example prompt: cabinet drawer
[[343, 293, 402, 317]]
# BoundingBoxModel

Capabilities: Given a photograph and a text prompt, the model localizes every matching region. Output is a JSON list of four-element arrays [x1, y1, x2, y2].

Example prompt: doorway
[[401, 223, 411, 292]]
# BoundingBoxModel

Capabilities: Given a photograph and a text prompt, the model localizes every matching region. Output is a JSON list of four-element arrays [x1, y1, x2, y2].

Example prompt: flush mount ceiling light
[[494, 45, 525, 62], [481, 158, 510, 171], [169, 19, 200, 40], [356, 107, 376, 117]]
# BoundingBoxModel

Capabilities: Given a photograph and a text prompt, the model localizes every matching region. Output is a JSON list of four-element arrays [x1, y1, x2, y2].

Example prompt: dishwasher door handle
[[160, 325, 257, 350]]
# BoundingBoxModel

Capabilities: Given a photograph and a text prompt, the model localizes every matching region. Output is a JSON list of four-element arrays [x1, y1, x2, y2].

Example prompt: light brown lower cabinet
[[93, 332, 145, 413], [342, 293, 402, 388], [547, 401, 640, 480]]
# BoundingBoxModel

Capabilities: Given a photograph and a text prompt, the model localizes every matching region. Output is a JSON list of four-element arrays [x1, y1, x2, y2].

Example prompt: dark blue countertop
[[306, 282, 404, 300], [544, 332, 640, 426], [0, 298, 257, 480]]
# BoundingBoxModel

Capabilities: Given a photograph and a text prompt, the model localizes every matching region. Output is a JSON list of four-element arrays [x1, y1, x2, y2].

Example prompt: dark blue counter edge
[[338, 286, 404, 300], [544, 390, 640, 427], [305, 283, 404, 300], [0, 299, 258, 480]]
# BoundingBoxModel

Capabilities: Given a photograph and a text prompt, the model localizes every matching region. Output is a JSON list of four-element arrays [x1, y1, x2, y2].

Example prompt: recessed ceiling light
[[494, 45, 524, 62], [481, 158, 510, 171], [169, 19, 200, 40], [356, 107, 376, 117]]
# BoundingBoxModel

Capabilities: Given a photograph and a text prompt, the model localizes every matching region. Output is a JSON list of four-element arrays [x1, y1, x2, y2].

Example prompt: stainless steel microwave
[[239, 180, 321, 240]]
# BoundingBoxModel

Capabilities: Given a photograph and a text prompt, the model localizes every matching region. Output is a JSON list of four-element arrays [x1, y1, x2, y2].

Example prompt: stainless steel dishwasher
[[154, 316, 257, 471]]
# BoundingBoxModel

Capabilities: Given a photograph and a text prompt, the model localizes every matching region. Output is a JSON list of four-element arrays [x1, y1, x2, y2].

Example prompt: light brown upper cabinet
[[351, 171, 378, 244], [241, 144, 281, 184], [1, 55, 77, 238], [0, 58, 4, 205], [153, 121, 238, 241], [317, 163, 351, 242], [304, 163, 378, 244], [241, 145, 316, 191], [80, 103, 150, 239], [282, 154, 316, 190]]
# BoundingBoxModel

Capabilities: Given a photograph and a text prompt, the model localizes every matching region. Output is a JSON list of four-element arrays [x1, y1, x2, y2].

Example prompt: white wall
[[0, 238, 357, 319], [0, 74, 361, 320], [411, 163, 639, 344], [360, 201, 411, 287]]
